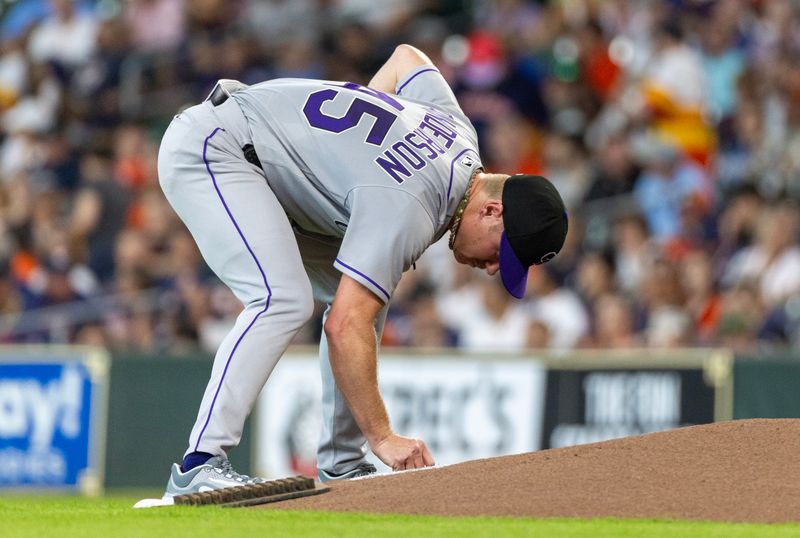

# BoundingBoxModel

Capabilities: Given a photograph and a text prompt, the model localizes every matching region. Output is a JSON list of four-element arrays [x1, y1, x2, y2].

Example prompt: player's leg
[[316, 301, 388, 481], [158, 107, 313, 491]]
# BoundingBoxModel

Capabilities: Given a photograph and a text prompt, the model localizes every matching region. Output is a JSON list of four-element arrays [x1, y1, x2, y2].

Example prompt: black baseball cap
[[499, 175, 568, 298]]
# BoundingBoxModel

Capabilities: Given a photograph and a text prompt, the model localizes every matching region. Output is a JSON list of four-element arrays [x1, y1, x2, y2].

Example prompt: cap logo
[[537, 252, 557, 265]]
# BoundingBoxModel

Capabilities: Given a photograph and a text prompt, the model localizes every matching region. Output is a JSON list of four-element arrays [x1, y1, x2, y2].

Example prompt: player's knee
[[284, 280, 314, 326], [297, 293, 315, 326]]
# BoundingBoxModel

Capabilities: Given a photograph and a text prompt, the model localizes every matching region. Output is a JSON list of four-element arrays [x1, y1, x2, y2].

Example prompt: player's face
[[452, 201, 503, 276]]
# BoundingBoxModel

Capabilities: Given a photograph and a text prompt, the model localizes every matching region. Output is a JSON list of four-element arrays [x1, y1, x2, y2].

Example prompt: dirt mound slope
[[266, 419, 800, 523]]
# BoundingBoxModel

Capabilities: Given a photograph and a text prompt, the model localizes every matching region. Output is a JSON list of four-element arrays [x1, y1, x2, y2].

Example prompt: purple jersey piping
[[194, 127, 272, 451], [447, 148, 480, 199], [335, 258, 391, 302], [396, 67, 440, 95]]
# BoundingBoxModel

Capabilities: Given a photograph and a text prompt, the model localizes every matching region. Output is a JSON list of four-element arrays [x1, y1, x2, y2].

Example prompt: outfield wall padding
[[733, 357, 800, 419], [104, 354, 252, 488]]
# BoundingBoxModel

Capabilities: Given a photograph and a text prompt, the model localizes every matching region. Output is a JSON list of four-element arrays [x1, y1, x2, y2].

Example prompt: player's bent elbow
[[393, 44, 417, 57], [393, 44, 433, 68], [323, 308, 369, 345], [323, 312, 347, 344]]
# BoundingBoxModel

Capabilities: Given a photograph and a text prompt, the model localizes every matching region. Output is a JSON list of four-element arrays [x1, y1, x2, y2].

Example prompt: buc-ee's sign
[[256, 355, 546, 478]]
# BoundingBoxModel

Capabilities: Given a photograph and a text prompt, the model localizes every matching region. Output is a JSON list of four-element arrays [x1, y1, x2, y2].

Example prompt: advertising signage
[[0, 347, 109, 494]]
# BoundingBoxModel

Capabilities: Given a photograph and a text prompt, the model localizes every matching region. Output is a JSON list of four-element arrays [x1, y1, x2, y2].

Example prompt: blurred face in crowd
[[594, 293, 635, 344], [598, 135, 634, 180], [719, 189, 762, 242], [53, 0, 76, 20], [702, 22, 734, 56], [485, 112, 538, 170], [576, 252, 613, 300], [115, 229, 149, 272], [642, 259, 684, 308], [680, 250, 714, 296], [613, 215, 649, 252], [716, 284, 763, 351], [756, 205, 800, 255], [79, 153, 111, 183], [542, 132, 578, 170], [409, 297, 450, 347], [525, 265, 556, 296], [139, 188, 174, 242], [733, 99, 761, 146]]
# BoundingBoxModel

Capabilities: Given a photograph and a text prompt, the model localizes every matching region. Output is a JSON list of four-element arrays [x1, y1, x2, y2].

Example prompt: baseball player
[[157, 44, 567, 496]]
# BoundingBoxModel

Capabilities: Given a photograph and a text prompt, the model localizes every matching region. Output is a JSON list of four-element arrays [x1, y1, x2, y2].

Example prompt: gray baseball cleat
[[317, 461, 377, 482], [163, 455, 265, 498]]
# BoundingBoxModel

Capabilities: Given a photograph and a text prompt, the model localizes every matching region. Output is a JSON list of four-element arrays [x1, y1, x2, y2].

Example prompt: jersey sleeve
[[334, 187, 436, 304], [395, 65, 465, 119]]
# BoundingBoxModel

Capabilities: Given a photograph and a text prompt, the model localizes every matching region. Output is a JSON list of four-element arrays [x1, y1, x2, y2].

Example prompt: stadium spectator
[[715, 283, 764, 353], [524, 265, 589, 350], [574, 250, 616, 310], [722, 203, 800, 308], [611, 213, 655, 295], [637, 18, 714, 165], [68, 148, 129, 281], [541, 130, 592, 210], [28, 0, 98, 76], [679, 249, 722, 345], [124, 0, 186, 53], [458, 276, 531, 351], [583, 132, 639, 203], [586, 292, 641, 348], [407, 292, 458, 348]]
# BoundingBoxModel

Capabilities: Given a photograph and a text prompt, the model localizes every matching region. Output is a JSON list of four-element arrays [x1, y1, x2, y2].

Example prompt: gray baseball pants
[[157, 97, 378, 477]]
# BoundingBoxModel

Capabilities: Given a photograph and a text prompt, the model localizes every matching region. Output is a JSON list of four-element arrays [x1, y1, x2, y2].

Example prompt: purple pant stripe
[[194, 127, 272, 452]]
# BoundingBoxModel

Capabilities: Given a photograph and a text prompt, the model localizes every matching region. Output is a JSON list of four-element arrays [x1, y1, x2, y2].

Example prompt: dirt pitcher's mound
[[268, 419, 800, 523]]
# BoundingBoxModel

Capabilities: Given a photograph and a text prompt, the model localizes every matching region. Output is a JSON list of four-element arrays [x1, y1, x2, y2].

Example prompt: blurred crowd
[[0, 0, 799, 354]]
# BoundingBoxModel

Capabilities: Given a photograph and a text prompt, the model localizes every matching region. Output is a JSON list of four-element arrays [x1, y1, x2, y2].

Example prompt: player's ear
[[481, 199, 503, 219]]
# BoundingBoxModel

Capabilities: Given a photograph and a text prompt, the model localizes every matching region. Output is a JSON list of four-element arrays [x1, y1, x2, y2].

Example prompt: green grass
[[2, 494, 800, 538]]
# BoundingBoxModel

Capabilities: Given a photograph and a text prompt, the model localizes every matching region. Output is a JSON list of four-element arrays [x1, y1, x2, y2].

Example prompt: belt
[[205, 79, 263, 171], [205, 79, 249, 106]]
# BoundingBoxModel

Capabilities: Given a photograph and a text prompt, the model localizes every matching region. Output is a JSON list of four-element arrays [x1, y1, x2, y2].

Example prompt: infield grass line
[[2, 495, 799, 538]]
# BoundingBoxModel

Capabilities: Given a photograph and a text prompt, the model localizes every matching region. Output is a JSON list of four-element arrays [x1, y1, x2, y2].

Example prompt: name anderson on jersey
[[375, 108, 461, 184]]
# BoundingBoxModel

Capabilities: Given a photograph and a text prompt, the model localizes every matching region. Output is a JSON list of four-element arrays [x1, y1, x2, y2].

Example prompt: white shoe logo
[[201, 475, 243, 489]]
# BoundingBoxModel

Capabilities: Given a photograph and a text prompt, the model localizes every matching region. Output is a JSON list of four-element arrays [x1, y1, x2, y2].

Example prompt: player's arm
[[368, 44, 434, 95], [324, 275, 435, 471]]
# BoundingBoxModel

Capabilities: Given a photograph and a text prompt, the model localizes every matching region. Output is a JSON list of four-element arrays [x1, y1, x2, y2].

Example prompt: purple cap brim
[[499, 232, 528, 299]]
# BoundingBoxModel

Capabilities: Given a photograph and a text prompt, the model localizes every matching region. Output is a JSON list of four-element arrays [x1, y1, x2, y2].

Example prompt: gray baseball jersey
[[157, 65, 481, 480], [232, 66, 482, 302]]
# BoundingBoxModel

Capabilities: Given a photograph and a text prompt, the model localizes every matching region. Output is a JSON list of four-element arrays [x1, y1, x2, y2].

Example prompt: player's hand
[[372, 433, 435, 472]]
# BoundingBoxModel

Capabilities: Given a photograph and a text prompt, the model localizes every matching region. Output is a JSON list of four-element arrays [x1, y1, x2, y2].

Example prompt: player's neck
[[447, 171, 482, 249]]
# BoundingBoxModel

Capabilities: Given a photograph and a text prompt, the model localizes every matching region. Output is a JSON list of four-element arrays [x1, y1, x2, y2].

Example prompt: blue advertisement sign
[[0, 350, 108, 493]]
